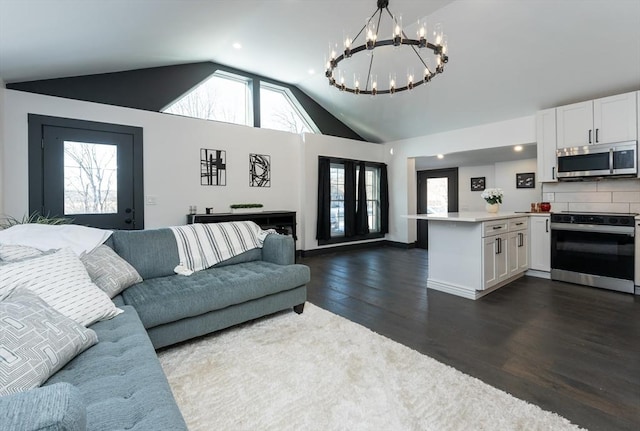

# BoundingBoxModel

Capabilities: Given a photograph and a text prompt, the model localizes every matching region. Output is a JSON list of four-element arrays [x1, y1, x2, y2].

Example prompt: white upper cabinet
[[557, 91, 637, 149], [536, 108, 558, 182]]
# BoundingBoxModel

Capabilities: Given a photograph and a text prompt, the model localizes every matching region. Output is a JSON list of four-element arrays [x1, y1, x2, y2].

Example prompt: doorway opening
[[416, 168, 458, 249]]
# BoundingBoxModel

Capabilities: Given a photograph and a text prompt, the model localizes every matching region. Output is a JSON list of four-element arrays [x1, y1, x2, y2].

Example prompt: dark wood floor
[[299, 246, 640, 431]]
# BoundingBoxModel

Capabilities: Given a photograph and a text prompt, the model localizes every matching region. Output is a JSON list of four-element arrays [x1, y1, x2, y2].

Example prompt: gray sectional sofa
[[1, 227, 310, 431]]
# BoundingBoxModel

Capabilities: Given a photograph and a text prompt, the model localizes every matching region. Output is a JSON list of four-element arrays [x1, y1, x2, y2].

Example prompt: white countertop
[[405, 212, 537, 222]]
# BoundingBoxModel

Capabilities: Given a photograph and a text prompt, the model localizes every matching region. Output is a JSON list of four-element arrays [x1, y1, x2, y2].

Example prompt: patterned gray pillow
[[0, 288, 98, 396], [80, 245, 143, 298]]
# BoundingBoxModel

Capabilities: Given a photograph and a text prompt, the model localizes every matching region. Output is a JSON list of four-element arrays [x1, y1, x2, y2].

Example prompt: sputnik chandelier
[[325, 0, 449, 95]]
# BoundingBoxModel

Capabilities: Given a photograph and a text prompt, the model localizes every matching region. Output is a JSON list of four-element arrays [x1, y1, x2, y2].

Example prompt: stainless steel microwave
[[556, 141, 637, 179]]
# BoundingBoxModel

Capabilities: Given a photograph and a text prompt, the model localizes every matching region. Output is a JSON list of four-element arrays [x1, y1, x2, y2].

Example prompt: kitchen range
[[550, 212, 636, 294]]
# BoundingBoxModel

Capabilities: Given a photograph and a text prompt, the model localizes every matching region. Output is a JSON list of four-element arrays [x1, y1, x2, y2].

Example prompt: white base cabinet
[[529, 214, 551, 273], [426, 215, 529, 300]]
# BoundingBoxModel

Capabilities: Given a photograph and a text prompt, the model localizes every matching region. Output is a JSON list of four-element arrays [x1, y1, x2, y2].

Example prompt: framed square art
[[470, 177, 485, 191]]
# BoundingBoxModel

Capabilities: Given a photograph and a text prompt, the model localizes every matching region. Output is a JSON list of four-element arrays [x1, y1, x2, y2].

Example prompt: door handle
[[552, 166, 555, 180], [495, 238, 500, 255], [124, 218, 132, 224], [595, 128, 599, 143], [125, 208, 133, 214], [589, 129, 592, 144], [518, 232, 524, 247], [545, 219, 549, 233]]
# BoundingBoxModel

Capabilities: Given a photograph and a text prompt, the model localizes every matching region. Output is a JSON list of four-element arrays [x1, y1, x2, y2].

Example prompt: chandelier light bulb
[[434, 23, 443, 46]]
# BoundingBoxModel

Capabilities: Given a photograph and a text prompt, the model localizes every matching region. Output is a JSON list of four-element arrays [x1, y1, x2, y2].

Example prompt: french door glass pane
[[426, 177, 448, 214], [63, 141, 118, 215]]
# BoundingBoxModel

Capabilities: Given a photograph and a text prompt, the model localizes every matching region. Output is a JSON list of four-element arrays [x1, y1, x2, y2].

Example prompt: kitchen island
[[407, 212, 530, 299]]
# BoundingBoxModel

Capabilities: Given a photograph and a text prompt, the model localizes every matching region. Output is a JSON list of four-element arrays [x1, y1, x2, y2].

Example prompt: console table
[[186, 211, 297, 239]]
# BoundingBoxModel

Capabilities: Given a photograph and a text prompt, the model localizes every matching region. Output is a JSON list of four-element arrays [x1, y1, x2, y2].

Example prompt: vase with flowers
[[481, 188, 503, 213]]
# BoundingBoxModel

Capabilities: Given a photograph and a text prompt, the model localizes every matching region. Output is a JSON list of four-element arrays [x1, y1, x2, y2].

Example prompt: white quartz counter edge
[[404, 212, 538, 222]]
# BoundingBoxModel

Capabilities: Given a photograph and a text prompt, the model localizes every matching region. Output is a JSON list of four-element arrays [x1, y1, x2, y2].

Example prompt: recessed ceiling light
[[514, 145, 523, 152], [437, 154, 444, 159], [232, 42, 242, 49], [308, 69, 316, 75]]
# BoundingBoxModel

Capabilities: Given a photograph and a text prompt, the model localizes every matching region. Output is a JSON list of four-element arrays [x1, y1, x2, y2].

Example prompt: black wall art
[[200, 148, 226, 186], [470, 177, 486, 191], [249, 154, 271, 187], [516, 172, 535, 188]]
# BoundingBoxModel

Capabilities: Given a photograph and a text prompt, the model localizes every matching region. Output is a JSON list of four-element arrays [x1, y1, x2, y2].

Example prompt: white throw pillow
[[0, 288, 98, 396], [0, 223, 112, 256], [80, 245, 143, 298], [0, 244, 46, 261], [0, 248, 122, 326]]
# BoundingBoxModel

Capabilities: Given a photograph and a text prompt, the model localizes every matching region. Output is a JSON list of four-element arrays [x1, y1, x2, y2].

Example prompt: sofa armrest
[[262, 234, 295, 265], [0, 383, 87, 431]]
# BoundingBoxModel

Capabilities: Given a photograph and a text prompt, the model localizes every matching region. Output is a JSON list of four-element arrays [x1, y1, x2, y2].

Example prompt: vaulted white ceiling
[[1, 0, 639, 143]]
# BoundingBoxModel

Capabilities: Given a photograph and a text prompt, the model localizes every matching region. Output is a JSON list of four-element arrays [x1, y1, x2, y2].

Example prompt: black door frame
[[416, 167, 459, 249], [28, 114, 144, 229]]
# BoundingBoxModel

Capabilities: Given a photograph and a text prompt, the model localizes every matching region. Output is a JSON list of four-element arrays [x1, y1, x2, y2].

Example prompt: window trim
[[259, 81, 320, 134], [161, 70, 253, 127]]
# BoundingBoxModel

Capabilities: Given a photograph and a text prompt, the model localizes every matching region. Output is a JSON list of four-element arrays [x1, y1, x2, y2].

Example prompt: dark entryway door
[[416, 168, 459, 249], [29, 115, 144, 230]]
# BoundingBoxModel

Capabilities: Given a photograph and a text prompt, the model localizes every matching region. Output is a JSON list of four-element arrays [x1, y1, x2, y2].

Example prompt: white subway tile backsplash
[[549, 202, 568, 212], [613, 192, 640, 203], [568, 202, 631, 213], [542, 182, 597, 193], [595, 179, 640, 192], [542, 178, 640, 213], [554, 192, 611, 203]]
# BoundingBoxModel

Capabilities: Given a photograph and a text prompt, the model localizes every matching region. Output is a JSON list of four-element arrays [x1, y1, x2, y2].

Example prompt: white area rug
[[158, 303, 584, 431]]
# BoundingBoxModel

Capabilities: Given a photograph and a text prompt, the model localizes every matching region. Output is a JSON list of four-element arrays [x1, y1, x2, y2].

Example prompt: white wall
[[3, 90, 301, 229], [1, 89, 383, 251], [385, 116, 536, 244], [0, 79, 5, 217], [301, 133, 386, 251]]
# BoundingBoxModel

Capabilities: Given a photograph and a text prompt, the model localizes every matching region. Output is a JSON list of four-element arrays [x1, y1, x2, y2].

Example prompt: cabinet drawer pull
[[492, 226, 503, 230], [515, 222, 524, 226]]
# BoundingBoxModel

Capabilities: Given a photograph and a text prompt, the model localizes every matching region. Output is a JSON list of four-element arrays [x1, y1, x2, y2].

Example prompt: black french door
[[29, 115, 144, 230]]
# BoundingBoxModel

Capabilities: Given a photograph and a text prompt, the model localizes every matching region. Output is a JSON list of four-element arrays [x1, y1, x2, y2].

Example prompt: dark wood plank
[[300, 246, 640, 431]]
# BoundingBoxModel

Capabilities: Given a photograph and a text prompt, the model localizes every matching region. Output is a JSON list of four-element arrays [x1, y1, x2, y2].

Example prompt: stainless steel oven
[[550, 212, 636, 293]]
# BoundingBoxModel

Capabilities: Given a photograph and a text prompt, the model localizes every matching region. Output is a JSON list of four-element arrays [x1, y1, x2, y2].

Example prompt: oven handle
[[550, 222, 635, 236]]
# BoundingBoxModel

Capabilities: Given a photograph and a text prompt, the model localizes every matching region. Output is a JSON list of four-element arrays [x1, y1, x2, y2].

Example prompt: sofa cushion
[[122, 261, 311, 328], [45, 306, 188, 431], [0, 289, 98, 396], [80, 245, 142, 298], [0, 382, 87, 431], [111, 229, 180, 279], [0, 248, 122, 326]]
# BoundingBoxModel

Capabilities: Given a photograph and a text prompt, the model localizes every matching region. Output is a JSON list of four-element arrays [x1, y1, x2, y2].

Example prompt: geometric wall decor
[[249, 153, 271, 187], [200, 148, 226, 186]]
